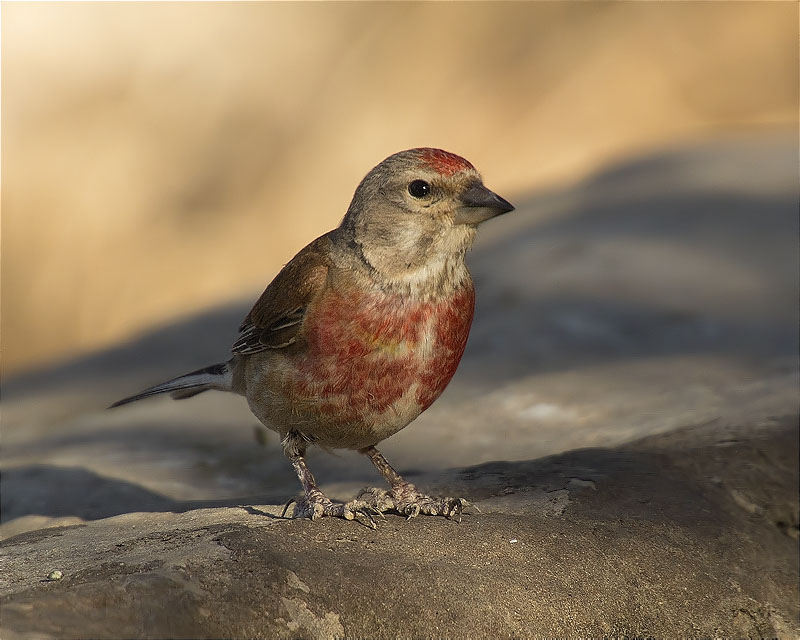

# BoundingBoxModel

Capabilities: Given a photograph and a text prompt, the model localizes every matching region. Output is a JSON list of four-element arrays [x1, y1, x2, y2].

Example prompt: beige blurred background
[[2, 2, 797, 376]]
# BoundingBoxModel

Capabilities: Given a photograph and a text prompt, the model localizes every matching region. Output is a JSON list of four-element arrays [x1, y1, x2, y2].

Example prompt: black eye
[[408, 180, 431, 198]]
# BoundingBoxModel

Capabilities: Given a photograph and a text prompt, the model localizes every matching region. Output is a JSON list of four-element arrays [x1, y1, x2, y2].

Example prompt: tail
[[108, 362, 233, 409]]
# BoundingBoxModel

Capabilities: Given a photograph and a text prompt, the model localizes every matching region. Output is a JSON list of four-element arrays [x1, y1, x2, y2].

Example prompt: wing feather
[[232, 234, 333, 355]]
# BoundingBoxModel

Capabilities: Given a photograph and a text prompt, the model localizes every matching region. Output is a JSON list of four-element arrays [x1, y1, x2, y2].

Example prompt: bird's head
[[341, 148, 514, 288]]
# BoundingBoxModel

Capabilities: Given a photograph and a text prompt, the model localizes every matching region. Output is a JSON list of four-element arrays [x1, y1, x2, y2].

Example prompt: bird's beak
[[454, 182, 515, 225]]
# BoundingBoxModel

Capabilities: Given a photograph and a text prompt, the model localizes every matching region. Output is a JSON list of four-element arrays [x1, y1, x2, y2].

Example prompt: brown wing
[[232, 234, 333, 355]]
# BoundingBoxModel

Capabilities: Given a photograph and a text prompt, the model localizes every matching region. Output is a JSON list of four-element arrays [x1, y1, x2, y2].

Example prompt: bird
[[110, 148, 514, 525]]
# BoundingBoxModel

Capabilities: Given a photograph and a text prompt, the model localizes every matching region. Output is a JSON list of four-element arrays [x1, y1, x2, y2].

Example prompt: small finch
[[111, 148, 513, 525]]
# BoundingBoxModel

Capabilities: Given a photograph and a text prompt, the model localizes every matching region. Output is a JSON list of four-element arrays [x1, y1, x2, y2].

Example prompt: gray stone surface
[[2, 132, 798, 637], [1, 418, 797, 638]]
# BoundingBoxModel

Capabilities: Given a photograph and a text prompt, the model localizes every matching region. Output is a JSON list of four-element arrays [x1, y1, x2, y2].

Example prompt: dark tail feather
[[169, 387, 211, 401], [108, 362, 232, 409]]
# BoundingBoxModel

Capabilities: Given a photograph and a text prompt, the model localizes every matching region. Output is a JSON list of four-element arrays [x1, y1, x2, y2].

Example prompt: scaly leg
[[282, 432, 380, 527], [358, 446, 469, 520]]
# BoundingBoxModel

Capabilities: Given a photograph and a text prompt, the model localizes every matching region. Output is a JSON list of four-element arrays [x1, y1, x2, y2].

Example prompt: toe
[[310, 502, 325, 520], [403, 504, 421, 519], [447, 500, 463, 522]]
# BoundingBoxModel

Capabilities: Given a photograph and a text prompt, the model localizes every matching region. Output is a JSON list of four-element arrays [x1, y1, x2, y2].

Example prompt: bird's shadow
[[0, 464, 290, 525]]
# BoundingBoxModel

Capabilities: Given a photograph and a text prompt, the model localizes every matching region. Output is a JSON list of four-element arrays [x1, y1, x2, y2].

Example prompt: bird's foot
[[286, 490, 384, 529], [357, 482, 471, 521]]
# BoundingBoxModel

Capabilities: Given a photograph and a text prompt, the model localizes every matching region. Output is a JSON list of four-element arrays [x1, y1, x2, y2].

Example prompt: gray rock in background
[[2, 132, 798, 637]]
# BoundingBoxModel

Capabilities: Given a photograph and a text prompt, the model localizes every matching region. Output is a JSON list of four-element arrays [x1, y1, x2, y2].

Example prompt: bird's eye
[[408, 180, 431, 198]]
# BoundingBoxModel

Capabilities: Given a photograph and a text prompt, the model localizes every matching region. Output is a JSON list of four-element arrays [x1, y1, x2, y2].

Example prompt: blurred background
[[2, 2, 796, 375], [1, 3, 798, 537]]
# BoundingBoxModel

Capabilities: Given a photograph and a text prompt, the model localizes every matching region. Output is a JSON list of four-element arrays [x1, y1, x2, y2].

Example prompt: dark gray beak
[[454, 182, 515, 225]]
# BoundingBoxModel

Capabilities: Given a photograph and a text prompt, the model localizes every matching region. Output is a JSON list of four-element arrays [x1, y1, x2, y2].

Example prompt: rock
[[1, 417, 796, 638]]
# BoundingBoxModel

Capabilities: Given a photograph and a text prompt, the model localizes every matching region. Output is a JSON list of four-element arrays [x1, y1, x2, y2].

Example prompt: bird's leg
[[282, 432, 380, 527], [358, 446, 470, 520]]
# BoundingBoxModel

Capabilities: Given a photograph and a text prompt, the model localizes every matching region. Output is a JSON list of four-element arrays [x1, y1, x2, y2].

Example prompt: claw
[[448, 500, 463, 523], [368, 505, 386, 520], [452, 498, 479, 518], [355, 508, 377, 530], [280, 497, 296, 519]]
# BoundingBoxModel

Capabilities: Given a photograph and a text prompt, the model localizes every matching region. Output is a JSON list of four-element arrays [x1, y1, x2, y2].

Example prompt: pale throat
[[359, 225, 476, 295]]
